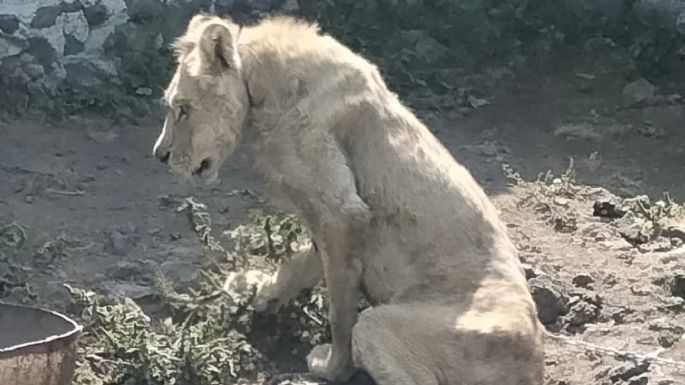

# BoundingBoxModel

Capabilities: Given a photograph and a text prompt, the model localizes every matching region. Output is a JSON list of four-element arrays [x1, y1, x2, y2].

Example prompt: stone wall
[[1, 0, 684, 119]]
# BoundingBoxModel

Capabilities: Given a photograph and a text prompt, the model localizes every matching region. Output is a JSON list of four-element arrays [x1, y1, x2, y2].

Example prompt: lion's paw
[[306, 344, 356, 382], [223, 270, 282, 313]]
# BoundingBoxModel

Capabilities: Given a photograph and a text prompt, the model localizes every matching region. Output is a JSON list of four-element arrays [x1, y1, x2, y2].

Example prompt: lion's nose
[[155, 149, 171, 164]]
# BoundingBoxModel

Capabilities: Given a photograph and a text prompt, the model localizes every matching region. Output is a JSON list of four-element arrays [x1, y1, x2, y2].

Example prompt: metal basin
[[0, 302, 83, 385]]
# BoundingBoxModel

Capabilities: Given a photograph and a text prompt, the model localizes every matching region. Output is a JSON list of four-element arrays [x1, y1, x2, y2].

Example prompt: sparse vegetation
[[503, 158, 579, 233], [68, 197, 330, 385]]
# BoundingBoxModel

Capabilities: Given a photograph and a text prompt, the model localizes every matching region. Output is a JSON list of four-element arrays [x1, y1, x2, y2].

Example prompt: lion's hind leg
[[351, 302, 544, 385]]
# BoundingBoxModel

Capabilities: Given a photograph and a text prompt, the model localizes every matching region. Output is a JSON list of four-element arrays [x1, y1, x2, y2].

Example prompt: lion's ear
[[198, 23, 237, 72]]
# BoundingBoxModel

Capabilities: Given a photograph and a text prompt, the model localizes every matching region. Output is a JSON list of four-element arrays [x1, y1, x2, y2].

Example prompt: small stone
[[670, 274, 685, 299], [135, 87, 153, 96], [64, 35, 85, 56], [84, 4, 109, 27], [628, 374, 649, 385], [0, 14, 20, 34], [529, 277, 569, 325], [108, 261, 142, 281], [104, 229, 135, 256], [126, 0, 164, 21], [622, 78, 655, 107], [160, 260, 199, 287], [0, 36, 26, 59], [608, 360, 650, 382], [593, 196, 626, 219], [572, 274, 594, 288], [62, 11, 90, 43], [615, 212, 651, 244], [31, 6, 63, 29], [23, 63, 45, 80], [662, 225, 685, 242]]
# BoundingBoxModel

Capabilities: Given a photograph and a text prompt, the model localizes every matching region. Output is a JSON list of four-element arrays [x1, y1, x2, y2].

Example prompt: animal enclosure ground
[[1, 63, 684, 384]]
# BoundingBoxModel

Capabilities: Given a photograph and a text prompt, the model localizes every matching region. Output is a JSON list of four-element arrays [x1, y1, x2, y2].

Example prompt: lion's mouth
[[192, 158, 212, 177]]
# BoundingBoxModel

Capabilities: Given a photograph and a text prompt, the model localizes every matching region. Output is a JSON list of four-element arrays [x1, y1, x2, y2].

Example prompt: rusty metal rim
[[0, 302, 83, 359]]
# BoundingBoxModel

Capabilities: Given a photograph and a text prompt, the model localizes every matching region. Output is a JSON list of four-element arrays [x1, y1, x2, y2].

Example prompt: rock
[[104, 228, 136, 256], [608, 360, 650, 382], [64, 61, 111, 87], [160, 260, 200, 287], [84, 4, 109, 27], [615, 212, 652, 244], [529, 277, 569, 324], [108, 261, 144, 281], [572, 274, 594, 288], [0, 14, 20, 34], [593, 196, 626, 219], [662, 225, 685, 242], [23, 63, 45, 79], [563, 300, 600, 329], [0, 36, 27, 59], [61, 0, 83, 13], [125, 0, 164, 22], [63, 35, 85, 55], [135, 86, 152, 96], [415, 34, 449, 64], [627, 375, 649, 385], [25, 37, 58, 68], [104, 281, 154, 300], [62, 11, 90, 43], [670, 274, 685, 299], [622, 78, 655, 107], [31, 5, 62, 29]]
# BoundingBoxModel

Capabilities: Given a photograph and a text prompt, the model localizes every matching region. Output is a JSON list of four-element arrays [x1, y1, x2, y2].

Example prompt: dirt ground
[[1, 62, 684, 384]]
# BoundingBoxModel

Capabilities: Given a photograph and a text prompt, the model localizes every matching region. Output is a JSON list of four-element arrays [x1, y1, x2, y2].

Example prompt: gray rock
[[529, 277, 569, 324], [415, 34, 449, 64], [26, 37, 58, 67], [31, 5, 62, 28], [608, 360, 650, 382], [622, 78, 655, 107], [125, 0, 164, 21], [64, 61, 105, 87], [61, 0, 83, 13], [670, 274, 685, 299], [593, 196, 626, 219], [662, 225, 685, 242], [63, 34, 85, 55], [23, 63, 45, 79], [135, 86, 152, 96], [62, 11, 90, 43], [160, 260, 200, 287], [572, 274, 594, 288], [33, 16, 66, 60], [628, 375, 649, 385], [104, 228, 136, 256], [84, 10, 128, 54], [84, 4, 109, 27], [0, 14, 20, 34], [615, 212, 651, 244], [0, 36, 27, 59]]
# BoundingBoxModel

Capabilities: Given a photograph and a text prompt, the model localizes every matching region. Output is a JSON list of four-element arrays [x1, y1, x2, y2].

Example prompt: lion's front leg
[[260, 130, 372, 382], [307, 241, 362, 382]]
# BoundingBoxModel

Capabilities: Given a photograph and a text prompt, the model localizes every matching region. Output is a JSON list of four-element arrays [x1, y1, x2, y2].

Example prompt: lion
[[152, 14, 545, 385]]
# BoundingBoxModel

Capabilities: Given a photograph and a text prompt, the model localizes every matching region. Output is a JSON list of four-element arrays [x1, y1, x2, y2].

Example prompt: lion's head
[[153, 15, 250, 184]]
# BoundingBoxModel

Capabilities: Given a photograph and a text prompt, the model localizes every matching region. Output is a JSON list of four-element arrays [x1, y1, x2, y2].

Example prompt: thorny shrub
[[69, 197, 331, 385], [503, 158, 579, 233]]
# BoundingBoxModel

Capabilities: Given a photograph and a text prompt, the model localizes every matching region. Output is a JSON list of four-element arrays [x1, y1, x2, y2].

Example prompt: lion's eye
[[177, 105, 189, 120]]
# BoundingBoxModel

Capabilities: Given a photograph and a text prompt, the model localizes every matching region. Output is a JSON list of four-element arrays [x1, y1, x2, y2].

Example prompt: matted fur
[[154, 14, 545, 385]]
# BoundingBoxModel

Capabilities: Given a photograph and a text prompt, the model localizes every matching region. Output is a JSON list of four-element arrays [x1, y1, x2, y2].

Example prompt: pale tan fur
[[154, 14, 545, 385]]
